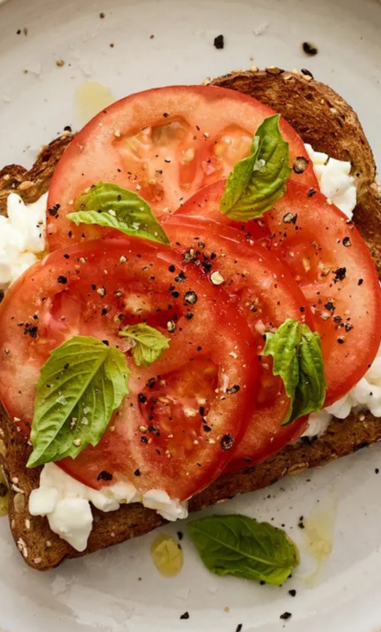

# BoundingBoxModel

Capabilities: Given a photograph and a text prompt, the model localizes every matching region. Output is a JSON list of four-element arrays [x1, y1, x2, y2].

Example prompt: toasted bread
[[1, 69, 380, 570]]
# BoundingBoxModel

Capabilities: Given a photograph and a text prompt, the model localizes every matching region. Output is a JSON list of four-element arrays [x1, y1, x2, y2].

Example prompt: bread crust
[[1, 70, 380, 570]]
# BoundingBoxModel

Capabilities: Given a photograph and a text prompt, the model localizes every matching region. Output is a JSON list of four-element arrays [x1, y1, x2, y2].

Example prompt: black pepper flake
[[293, 156, 309, 174], [185, 313, 194, 320], [177, 531, 183, 541], [236, 626, 243, 632], [301, 68, 314, 78], [337, 336, 345, 344], [358, 278, 364, 286], [298, 519, 305, 529], [288, 589, 297, 597], [184, 291, 198, 305], [226, 384, 240, 395], [147, 378, 156, 388], [283, 212, 297, 225], [163, 112, 169, 118], [63, 253, 70, 259], [101, 308, 108, 316], [280, 612, 292, 620], [97, 470, 113, 482], [134, 469, 141, 476], [57, 275, 68, 284], [302, 41, 318, 56], [375, 468, 379, 474], [48, 203, 61, 217], [183, 249, 196, 263], [138, 393, 147, 404], [180, 612, 189, 620], [141, 436, 148, 444], [343, 237, 351, 247], [221, 433, 234, 451], [203, 424, 212, 432], [213, 34, 224, 49], [102, 340, 109, 346], [171, 290, 180, 299], [324, 301, 335, 311], [307, 188, 317, 197], [333, 267, 346, 283], [24, 323, 38, 338], [168, 265, 176, 273], [175, 271, 186, 283], [64, 125, 72, 132], [345, 323, 353, 332]]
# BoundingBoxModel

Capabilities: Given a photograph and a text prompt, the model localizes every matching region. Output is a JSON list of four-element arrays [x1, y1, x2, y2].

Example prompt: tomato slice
[[180, 180, 381, 405], [0, 239, 259, 499], [264, 181, 381, 404], [165, 213, 312, 471], [47, 85, 317, 250]]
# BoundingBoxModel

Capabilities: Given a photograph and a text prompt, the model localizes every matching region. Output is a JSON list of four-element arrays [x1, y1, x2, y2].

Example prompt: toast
[[1, 68, 381, 570]]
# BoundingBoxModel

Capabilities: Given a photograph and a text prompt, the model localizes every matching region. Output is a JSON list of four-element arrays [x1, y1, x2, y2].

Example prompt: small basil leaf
[[220, 115, 292, 221], [27, 336, 129, 468], [264, 319, 326, 426], [188, 514, 299, 586], [67, 182, 170, 245], [119, 323, 170, 367]]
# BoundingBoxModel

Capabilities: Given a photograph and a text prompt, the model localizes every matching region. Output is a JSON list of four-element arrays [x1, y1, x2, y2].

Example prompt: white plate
[[1, 0, 381, 630]]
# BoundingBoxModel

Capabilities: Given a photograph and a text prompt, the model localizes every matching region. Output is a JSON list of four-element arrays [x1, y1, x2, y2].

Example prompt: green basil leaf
[[264, 319, 326, 426], [119, 323, 170, 367], [27, 336, 129, 468], [220, 115, 292, 221], [188, 514, 299, 585], [67, 182, 170, 245]]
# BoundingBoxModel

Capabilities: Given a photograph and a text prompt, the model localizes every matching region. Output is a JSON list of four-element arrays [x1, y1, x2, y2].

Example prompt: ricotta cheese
[[305, 144, 357, 219], [0, 192, 47, 291], [29, 463, 188, 552]]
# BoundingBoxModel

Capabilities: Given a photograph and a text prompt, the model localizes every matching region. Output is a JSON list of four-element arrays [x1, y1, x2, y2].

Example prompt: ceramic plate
[[0, 0, 381, 630]]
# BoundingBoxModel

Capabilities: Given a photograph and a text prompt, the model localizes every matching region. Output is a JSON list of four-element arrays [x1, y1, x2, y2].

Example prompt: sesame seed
[[210, 271, 225, 286]]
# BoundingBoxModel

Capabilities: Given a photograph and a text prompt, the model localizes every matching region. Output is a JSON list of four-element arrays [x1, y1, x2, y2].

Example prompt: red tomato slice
[[264, 182, 381, 405], [181, 180, 381, 406], [47, 85, 317, 250], [0, 239, 259, 500], [165, 214, 312, 471]]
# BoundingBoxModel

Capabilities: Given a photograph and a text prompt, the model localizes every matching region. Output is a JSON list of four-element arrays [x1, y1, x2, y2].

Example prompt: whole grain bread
[[1, 68, 381, 570]]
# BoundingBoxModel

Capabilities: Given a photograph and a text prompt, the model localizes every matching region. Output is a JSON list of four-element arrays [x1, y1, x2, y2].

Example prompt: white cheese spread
[[29, 463, 188, 552], [305, 144, 357, 219], [0, 192, 47, 291]]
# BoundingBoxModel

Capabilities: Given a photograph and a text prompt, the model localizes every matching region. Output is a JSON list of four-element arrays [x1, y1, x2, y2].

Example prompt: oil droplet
[[73, 81, 114, 126], [297, 491, 338, 586], [0, 468, 9, 517], [150, 533, 183, 577]]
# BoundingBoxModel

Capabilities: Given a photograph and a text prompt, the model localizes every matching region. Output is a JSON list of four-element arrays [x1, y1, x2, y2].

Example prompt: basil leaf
[[27, 336, 129, 468], [220, 115, 291, 221], [188, 514, 299, 585], [264, 319, 326, 426], [67, 182, 170, 245], [119, 323, 170, 367]]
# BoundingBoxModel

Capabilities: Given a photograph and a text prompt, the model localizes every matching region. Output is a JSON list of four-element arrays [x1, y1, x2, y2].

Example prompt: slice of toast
[[1, 69, 381, 570]]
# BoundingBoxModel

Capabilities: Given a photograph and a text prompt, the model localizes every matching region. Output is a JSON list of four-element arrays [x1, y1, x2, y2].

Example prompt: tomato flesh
[[47, 85, 317, 250], [265, 181, 381, 404], [165, 214, 312, 470], [0, 238, 259, 499], [181, 180, 381, 406]]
